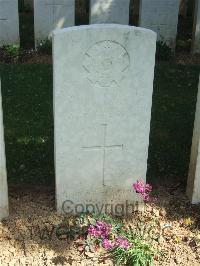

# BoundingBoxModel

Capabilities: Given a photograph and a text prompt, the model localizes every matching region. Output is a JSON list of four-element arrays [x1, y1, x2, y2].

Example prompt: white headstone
[[0, 0, 19, 46], [53, 25, 156, 214], [0, 80, 9, 219], [192, 0, 200, 54], [34, 0, 75, 44], [90, 0, 130, 24], [187, 76, 200, 204], [139, 0, 180, 49]]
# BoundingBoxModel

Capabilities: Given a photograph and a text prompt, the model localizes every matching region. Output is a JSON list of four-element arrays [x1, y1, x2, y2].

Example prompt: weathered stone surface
[[34, 0, 75, 44], [192, 0, 200, 53], [0, 0, 19, 46], [90, 0, 130, 24], [0, 80, 8, 219], [139, 0, 179, 49], [187, 76, 200, 204], [53, 25, 156, 214]]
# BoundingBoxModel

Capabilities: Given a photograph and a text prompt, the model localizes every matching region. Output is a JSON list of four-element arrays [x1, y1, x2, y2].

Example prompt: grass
[[148, 64, 200, 185], [0, 63, 199, 186], [0, 64, 54, 185]]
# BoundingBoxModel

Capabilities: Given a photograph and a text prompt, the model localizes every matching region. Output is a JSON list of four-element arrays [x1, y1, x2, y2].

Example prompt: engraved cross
[[82, 124, 123, 186], [0, 18, 7, 22]]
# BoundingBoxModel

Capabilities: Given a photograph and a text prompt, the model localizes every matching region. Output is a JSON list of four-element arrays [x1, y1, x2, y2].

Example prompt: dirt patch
[[0, 185, 199, 265], [0, 49, 52, 64], [174, 53, 200, 65]]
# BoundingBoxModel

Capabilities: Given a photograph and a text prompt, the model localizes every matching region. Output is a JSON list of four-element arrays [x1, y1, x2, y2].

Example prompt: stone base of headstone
[[60, 187, 144, 216]]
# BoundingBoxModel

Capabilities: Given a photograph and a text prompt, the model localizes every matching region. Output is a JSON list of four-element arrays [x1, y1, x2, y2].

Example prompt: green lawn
[[148, 64, 200, 185], [0, 64, 54, 185], [0, 63, 199, 186]]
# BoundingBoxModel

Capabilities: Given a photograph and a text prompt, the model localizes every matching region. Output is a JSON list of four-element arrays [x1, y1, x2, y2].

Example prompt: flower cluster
[[88, 221, 112, 238], [115, 236, 131, 249], [133, 180, 152, 201], [88, 220, 131, 251], [102, 236, 131, 250], [102, 236, 131, 249], [102, 238, 115, 250]]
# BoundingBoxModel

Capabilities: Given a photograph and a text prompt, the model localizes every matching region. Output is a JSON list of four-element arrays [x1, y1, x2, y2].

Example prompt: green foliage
[[147, 64, 200, 185], [156, 41, 172, 61], [0, 45, 20, 62], [84, 213, 157, 265], [0, 64, 54, 184], [111, 236, 155, 266], [110, 227, 157, 266], [77, 213, 123, 232], [37, 39, 52, 55]]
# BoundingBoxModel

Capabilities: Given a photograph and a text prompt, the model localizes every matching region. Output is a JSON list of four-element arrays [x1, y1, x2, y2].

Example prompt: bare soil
[[0, 185, 199, 265]]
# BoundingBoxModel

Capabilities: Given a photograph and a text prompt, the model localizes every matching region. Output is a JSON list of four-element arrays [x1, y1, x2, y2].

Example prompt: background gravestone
[[192, 0, 200, 53], [187, 76, 200, 204], [90, 0, 130, 24], [53, 25, 156, 213], [34, 0, 75, 44], [0, 80, 9, 219], [0, 0, 19, 46], [139, 0, 180, 49]]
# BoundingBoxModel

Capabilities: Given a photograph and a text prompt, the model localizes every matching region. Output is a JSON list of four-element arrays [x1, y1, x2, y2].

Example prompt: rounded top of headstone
[[52, 24, 157, 39]]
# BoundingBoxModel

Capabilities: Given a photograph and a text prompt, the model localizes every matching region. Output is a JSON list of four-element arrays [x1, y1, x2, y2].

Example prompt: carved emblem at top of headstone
[[82, 40, 130, 87]]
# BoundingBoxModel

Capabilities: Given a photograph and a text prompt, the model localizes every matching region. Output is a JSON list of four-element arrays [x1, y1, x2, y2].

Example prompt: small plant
[[84, 214, 157, 265], [0, 44, 20, 62], [156, 40, 172, 61], [36, 39, 52, 55], [62, 182, 157, 264], [111, 235, 155, 266]]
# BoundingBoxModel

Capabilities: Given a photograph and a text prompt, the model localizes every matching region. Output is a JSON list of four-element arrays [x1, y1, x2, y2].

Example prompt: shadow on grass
[[0, 64, 54, 185], [147, 63, 200, 186]]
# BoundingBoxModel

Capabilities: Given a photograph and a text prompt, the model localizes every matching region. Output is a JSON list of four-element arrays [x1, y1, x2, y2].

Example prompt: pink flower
[[133, 180, 146, 194], [102, 238, 115, 250], [145, 184, 152, 192], [133, 180, 152, 202], [115, 236, 131, 249], [88, 221, 131, 251], [88, 221, 112, 238], [88, 225, 102, 237], [102, 237, 131, 250]]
